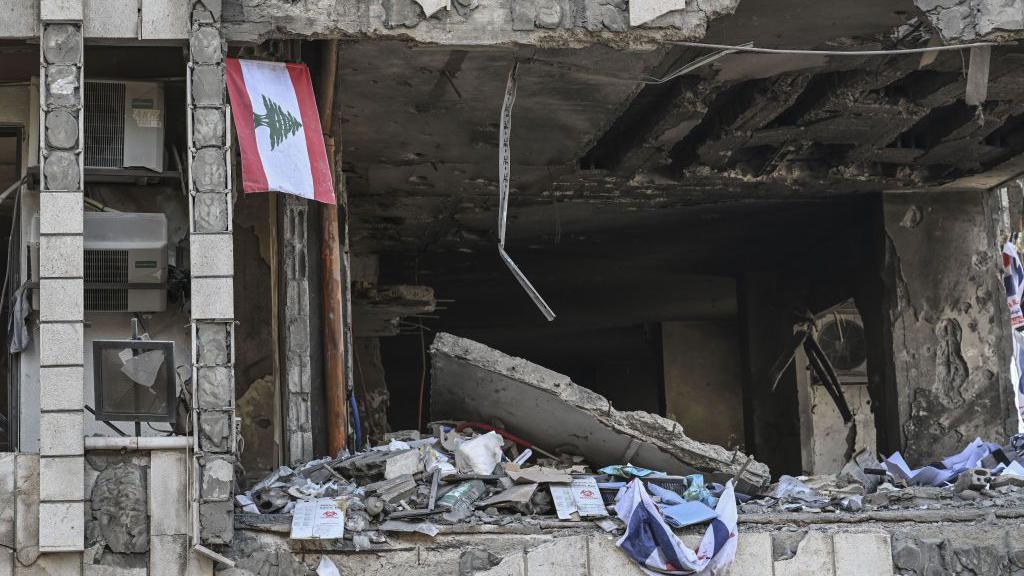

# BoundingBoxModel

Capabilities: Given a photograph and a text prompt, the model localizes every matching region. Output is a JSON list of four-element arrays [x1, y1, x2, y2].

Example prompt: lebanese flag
[[226, 58, 335, 204]]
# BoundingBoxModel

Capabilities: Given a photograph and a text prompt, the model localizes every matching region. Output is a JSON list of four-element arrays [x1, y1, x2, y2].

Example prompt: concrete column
[[882, 189, 1015, 462], [37, 1, 86, 557], [280, 195, 314, 465], [188, 0, 235, 545]]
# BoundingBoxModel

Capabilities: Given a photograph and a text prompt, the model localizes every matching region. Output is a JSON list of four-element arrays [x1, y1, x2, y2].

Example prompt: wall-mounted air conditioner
[[84, 80, 165, 173], [29, 212, 168, 312]]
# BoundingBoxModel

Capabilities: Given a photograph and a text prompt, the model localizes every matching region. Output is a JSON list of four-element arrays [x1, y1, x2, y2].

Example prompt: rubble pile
[[235, 425, 745, 545], [740, 438, 1024, 516]]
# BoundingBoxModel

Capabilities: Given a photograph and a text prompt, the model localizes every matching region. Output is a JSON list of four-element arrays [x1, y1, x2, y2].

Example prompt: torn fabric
[[615, 478, 737, 575]]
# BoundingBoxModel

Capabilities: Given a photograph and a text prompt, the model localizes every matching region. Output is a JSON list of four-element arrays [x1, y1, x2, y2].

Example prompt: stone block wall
[[231, 520, 1024, 576], [0, 450, 212, 575], [37, 5, 85, 557], [187, 0, 236, 547], [280, 196, 314, 465]]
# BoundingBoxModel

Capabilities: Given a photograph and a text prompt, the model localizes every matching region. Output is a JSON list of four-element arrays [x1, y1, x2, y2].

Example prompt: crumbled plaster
[[221, 0, 739, 48], [914, 0, 1024, 42]]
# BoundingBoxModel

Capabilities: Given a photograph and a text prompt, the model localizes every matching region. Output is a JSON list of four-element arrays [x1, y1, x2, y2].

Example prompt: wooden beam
[[319, 39, 349, 455]]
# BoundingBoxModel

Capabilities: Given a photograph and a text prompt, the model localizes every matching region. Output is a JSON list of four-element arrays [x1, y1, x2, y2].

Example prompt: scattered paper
[[550, 484, 578, 520], [290, 498, 345, 540], [380, 520, 441, 537], [503, 463, 572, 484], [478, 483, 538, 506], [570, 477, 608, 518], [235, 494, 260, 514]]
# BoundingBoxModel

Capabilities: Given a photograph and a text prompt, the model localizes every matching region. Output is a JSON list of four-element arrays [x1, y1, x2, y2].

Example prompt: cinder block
[[39, 412, 83, 456], [39, 279, 83, 322], [195, 323, 229, 365], [38, 235, 82, 278], [16, 552, 82, 575], [190, 233, 233, 277], [198, 410, 231, 453], [15, 454, 40, 567], [525, 535, 587, 576], [200, 456, 233, 502], [196, 366, 232, 409], [40, 366, 84, 411], [191, 148, 226, 193], [191, 277, 234, 320], [192, 108, 225, 148], [833, 533, 893, 576], [149, 534, 187, 576], [39, 193, 82, 234], [141, 0, 188, 39], [587, 534, 646, 576], [39, 322, 83, 366], [774, 531, 834, 576], [42, 150, 80, 191], [192, 192, 229, 232], [41, 0, 83, 21], [83, 0, 137, 38], [41, 24, 80, 64], [0, 454, 15, 550], [188, 26, 222, 64], [190, 65, 224, 107], [0, 0, 38, 38], [728, 532, 774, 576], [149, 450, 188, 536], [198, 501, 232, 544], [38, 501, 84, 552], [0, 546, 11, 576], [39, 456, 83, 501]]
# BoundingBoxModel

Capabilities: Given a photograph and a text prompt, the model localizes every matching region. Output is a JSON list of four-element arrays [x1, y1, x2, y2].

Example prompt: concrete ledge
[[84, 436, 192, 451]]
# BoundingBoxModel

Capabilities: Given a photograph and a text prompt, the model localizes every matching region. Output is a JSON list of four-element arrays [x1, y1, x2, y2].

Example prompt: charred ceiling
[[340, 39, 1024, 256]]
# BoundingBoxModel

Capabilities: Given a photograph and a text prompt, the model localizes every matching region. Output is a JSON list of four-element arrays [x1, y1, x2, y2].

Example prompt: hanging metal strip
[[497, 61, 555, 321]]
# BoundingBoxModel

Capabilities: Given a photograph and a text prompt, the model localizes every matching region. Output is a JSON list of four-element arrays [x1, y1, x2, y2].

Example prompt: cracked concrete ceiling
[[335, 0, 1024, 256]]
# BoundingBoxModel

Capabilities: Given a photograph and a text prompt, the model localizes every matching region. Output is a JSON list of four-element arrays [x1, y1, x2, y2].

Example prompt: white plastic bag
[[454, 431, 503, 474]]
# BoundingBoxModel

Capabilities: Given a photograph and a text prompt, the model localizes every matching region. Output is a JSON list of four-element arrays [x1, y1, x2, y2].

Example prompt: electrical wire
[[669, 40, 998, 57]]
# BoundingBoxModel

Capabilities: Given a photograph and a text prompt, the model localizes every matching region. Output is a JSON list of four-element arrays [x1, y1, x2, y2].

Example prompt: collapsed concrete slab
[[429, 332, 770, 489]]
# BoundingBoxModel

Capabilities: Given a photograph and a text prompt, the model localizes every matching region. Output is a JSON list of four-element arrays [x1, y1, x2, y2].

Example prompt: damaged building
[[2, 0, 1024, 573]]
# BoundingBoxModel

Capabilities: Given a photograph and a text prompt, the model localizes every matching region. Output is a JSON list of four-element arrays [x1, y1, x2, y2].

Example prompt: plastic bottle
[[437, 480, 486, 521]]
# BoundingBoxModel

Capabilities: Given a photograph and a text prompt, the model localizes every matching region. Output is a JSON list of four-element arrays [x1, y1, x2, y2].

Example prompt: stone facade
[[188, 0, 237, 547], [280, 196, 314, 465], [37, 2, 85, 558]]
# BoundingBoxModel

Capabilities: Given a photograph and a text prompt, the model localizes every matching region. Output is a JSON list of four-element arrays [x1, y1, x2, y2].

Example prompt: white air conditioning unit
[[84, 80, 165, 173], [29, 212, 168, 312]]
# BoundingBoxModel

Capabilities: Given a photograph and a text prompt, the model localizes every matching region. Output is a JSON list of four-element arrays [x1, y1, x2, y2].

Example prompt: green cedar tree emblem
[[253, 94, 302, 150]]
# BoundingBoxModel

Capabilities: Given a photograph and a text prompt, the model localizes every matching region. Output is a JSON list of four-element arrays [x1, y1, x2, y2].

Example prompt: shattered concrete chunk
[[914, 0, 1024, 42], [430, 333, 770, 489]]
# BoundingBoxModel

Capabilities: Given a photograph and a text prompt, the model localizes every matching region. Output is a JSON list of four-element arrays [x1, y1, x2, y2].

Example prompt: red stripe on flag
[[287, 62, 336, 204], [226, 58, 269, 194]]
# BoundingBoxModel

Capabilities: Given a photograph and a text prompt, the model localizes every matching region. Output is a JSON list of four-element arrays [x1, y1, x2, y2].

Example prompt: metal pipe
[[319, 39, 349, 456], [84, 436, 192, 450]]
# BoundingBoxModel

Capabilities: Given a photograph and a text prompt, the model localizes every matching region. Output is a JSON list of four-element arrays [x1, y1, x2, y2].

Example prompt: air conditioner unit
[[29, 212, 168, 312], [84, 80, 165, 173]]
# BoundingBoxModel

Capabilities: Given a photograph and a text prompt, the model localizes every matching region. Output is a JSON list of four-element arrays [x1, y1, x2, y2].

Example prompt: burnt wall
[[883, 190, 1015, 463]]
